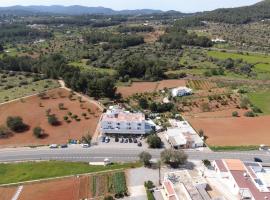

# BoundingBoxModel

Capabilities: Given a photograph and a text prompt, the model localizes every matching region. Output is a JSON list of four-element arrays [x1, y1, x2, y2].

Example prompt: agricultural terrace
[[0, 88, 102, 147], [117, 79, 186, 98], [207, 50, 270, 79], [188, 115, 270, 147], [0, 71, 59, 103], [248, 90, 270, 115], [186, 80, 217, 90]]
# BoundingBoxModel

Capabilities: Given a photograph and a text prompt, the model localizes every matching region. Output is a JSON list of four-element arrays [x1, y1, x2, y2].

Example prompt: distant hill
[[0, 5, 165, 16], [180, 0, 270, 24]]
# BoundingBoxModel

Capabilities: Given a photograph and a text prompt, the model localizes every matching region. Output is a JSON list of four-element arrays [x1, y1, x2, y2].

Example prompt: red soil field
[[117, 79, 186, 98], [19, 178, 80, 200], [188, 115, 270, 146], [0, 187, 17, 200], [0, 88, 102, 148]]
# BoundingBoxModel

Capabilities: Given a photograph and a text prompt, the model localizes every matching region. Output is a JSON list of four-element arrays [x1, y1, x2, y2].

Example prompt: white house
[[171, 87, 192, 97], [100, 106, 153, 135]]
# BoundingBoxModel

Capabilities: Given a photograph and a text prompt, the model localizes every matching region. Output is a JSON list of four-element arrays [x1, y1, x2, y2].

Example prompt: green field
[[0, 72, 59, 103], [210, 145, 259, 151], [248, 91, 270, 115], [0, 161, 141, 185], [207, 50, 270, 64]]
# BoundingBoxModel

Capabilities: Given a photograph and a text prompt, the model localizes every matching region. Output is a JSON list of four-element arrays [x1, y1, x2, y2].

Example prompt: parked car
[[133, 138, 138, 143], [137, 142, 142, 147], [125, 138, 128, 143], [49, 144, 58, 149], [254, 157, 263, 162], [129, 138, 133, 143], [120, 137, 124, 143], [82, 143, 90, 148], [61, 144, 68, 148], [105, 137, 110, 143], [101, 137, 106, 143]]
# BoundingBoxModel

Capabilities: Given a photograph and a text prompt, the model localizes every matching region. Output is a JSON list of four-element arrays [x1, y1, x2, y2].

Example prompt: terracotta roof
[[224, 159, 245, 171], [163, 181, 175, 196], [231, 170, 270, 200], [215, 160, 228, 172]]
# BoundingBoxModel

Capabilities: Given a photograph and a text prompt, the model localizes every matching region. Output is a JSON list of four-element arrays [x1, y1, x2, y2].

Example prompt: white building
[[213, 159, 270, 200], [165, 120, 204, 149], [171, 87, 192, 97], [100, 106, 153, 135]]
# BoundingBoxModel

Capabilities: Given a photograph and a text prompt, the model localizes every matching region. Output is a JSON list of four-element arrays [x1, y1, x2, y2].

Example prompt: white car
[[49, 144, 58, 149], [82, 143, 90, 148]]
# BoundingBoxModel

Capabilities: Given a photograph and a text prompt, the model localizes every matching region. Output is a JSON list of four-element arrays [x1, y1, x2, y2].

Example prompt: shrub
[[144, 181, 155, 189], [33, 127, 44, 138], [48, 115, 59, 126], [63, 116, 69, 121], [202, 159, 211, 167], [0, 126, 11, 138], [244, 111, 255, 117], [146, 135, 162, 149], [6, 116, 27, 132], [232, 111, 239, 117], [58, 103, 65, 110], [104, 196, 114, 200], [252, 106, 262, 113]]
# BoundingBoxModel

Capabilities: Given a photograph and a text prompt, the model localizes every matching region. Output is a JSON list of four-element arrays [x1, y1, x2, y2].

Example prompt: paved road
[[0, 146, 269, 163]]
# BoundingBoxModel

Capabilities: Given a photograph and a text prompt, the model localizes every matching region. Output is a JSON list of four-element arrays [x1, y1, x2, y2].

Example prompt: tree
[[0, 44, 4, 53], [161, 149, 188, 168], [139, 151, 152, 166], [58, 103, 65, 110], [6, 116, 27, 132], [48, 115, 59, 126], [146, 135, 162, 149], [33, 127, 44, 138], [202, 159, 211, 167], [244, 111, 255, 117], [104, 196, 114, 200], [139, 98, 149, 109]]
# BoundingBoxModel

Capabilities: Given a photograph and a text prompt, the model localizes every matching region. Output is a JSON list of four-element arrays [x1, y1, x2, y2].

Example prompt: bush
[[244, 111, 255, 117], [202, 159, 211, 167], [58, 103, 65, 110], [33, 127, 44, 138], [0, 126, 11, 138], [144, 181, 155, 189], [48, 115, 59, 126], [104, 196, 114, 200], [252, 106, 262, 113], [6, 116, 27, 132], [146, 135, 162, 149], [63, 116, 69, 121], [232, 111, 239, 117]]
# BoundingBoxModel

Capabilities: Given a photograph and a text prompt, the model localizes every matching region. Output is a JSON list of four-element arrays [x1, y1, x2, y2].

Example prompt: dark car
[[129, 138, 133, 143], [133, 138, 138, 143], [137, 142, 142, 147], [61, 144, 68, 148], [254, 157, 263, 162], [101, 137, 106, 143]]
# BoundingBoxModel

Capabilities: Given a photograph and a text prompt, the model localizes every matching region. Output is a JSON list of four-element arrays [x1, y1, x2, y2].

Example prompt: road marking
[[11, 186, 23, 200]]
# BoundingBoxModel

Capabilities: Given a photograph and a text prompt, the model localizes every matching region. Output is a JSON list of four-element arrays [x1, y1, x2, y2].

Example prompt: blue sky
[[0, 0, 262, 12]]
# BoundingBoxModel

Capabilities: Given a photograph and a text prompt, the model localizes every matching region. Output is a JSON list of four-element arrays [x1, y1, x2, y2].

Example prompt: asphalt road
[[0, 146, 269, 163]]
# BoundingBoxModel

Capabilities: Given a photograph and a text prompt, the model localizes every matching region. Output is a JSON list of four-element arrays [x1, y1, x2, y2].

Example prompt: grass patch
[[0, 161, 142, 185], [248, 91, 270, 115], [210, 145, 259, 152]]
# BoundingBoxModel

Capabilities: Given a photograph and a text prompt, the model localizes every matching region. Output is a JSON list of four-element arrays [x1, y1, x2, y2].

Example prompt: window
[[117, 123, 120, 126], [138, 123, 141, 126]]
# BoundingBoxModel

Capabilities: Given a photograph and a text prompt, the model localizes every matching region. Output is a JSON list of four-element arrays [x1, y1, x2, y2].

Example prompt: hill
[[176, 0, 270, 25], [0, 5, 164, 16]]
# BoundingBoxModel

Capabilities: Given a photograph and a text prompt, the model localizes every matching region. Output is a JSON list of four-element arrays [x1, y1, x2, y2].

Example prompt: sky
[[0, 0, 263, 12]]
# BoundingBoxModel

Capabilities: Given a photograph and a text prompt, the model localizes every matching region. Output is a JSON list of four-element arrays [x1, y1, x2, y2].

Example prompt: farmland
[[0, 88, 102, 147], [186, 80, 217, 90], [188, 115, 270, 146], [117, 79, 186, 98], [0, 71, 59, 103], [248, 90, 270, 115]]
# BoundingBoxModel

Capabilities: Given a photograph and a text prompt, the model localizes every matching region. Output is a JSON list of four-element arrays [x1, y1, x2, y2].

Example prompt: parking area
[[98, 135, 148, 148]]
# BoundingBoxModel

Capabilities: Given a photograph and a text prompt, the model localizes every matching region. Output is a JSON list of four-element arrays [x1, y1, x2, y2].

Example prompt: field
[[0, 71, 59, 103], [117, 79, 186, 98], [0, 161, 133, 200], [186, 80, 217, 90], [0, 88, 101, 147], [248, 90, 270, 115], [188, 115, 270, 146], [0, 160, 138, 184]]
